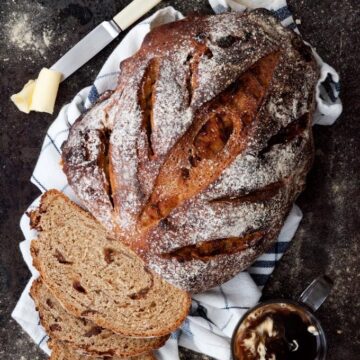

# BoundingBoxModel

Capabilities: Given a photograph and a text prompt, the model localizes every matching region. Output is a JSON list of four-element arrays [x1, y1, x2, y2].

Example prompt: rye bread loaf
[[61, 9, 318, 293], [30, 190, 191, 337], [48, 340, 155, 360], [30, 278, 168, 357]]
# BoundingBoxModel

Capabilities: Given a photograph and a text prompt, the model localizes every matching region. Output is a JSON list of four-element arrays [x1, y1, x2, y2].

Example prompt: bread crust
[[61, 10, 318, 293]]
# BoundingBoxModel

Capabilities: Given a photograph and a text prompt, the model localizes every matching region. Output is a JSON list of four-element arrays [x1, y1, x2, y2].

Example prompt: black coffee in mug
[[232, 302, 323, 360], [231, 276, 333, 360]]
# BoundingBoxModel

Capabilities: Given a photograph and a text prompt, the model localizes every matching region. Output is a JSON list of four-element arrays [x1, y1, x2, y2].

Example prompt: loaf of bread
[[30, 190, 191, 337], [48, 340, 155, 360], [62, 9, 318, 293], [30, 278, 168, 357]]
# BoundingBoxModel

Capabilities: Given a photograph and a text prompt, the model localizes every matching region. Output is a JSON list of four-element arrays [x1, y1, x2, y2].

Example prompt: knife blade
[[51, 0, 162, 81]]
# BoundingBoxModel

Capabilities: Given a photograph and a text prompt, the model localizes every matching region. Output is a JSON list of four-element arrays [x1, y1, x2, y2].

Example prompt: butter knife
[[51, 0, 162, 81]]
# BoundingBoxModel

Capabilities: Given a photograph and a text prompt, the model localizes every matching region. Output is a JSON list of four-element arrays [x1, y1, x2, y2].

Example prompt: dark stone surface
[[0, 0, 358, 359]]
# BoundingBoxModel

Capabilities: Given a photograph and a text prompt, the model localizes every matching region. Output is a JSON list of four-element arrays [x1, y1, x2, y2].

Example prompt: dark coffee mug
[[231, 275, 333, 360]]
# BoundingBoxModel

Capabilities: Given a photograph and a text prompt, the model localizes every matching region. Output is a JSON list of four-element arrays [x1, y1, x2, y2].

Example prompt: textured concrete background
[[0, 0, 359, 359]]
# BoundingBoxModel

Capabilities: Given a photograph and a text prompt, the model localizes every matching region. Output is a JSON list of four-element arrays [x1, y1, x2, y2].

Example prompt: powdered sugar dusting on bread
[[149, 193, 285, 252], [152, 55, 194, 156], [61, 97, 115, 230], [148, 244, 261, 293], [110, 75, 145, 231], [203, 132, 310, 200]]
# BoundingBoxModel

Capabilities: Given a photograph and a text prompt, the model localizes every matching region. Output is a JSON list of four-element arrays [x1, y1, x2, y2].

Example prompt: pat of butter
[[11, 68, 62, 115], [10, 80, 36, 114]]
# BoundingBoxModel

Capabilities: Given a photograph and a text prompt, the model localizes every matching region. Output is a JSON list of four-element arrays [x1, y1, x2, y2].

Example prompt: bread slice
[[30, 278, 168, 357], [30, 190, 191, 337], [48, 340, 156, 360]]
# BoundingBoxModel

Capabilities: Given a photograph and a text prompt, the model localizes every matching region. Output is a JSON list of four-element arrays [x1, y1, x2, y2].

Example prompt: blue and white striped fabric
[[12, 2, 342, 360]]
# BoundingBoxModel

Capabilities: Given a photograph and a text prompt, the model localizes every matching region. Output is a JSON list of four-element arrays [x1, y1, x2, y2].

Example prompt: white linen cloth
[[12, 2, 342, 359]]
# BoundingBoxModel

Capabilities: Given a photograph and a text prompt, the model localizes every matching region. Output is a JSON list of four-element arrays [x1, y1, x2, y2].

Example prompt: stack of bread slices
[[29, 190, 191, 360]]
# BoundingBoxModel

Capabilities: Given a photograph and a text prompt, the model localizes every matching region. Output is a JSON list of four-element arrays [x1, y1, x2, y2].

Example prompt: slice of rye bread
[[30, 190, 191, 337], [30, 278, 168, 357], [48, 340, 156, 360]]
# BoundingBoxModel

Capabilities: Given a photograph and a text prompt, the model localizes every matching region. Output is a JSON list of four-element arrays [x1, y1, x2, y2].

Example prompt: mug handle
[[298, 275, 333, 312]]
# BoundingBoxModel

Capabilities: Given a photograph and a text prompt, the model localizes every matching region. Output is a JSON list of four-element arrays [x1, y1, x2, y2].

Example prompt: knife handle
[[113, 0, 162, 31]]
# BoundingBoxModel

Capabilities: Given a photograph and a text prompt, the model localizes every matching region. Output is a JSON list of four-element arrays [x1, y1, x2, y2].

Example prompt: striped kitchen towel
[[12, 2, 342, 360]]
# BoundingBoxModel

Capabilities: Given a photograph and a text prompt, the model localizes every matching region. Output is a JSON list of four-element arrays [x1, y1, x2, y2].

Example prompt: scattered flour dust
[[5, 4, 56, 57]]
